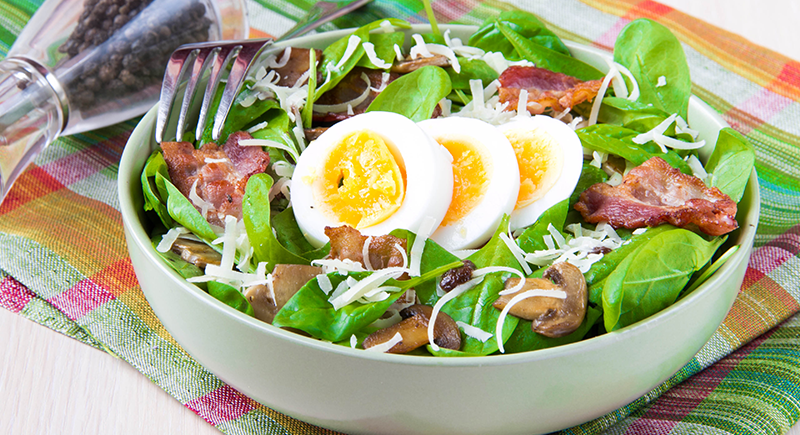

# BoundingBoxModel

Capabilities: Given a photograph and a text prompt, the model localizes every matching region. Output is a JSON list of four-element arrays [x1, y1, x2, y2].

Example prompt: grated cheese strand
[[456, 321, 493, 342], [365, 331, 403, 353], [428, 276, 484, 351]]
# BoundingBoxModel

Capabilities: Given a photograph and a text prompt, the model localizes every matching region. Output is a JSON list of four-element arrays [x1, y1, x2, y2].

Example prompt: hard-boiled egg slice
[[419, 117, 520, 250], [496, 115, 583, 231], [291, 111, 454, 248]]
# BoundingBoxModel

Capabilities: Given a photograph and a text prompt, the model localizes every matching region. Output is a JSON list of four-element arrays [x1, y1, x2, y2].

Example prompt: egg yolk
[[504, 127, 563, 209], [435, 135, 491, 227], [314, 129, 406, 229]]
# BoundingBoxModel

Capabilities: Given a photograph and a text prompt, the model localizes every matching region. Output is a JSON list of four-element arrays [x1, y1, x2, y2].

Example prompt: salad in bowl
[[119, 11, 758, 433], [139, 11, 755, 357]]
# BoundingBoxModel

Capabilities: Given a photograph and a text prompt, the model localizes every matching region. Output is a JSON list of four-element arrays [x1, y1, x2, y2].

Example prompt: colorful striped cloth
[[1, 0, 799, 434]]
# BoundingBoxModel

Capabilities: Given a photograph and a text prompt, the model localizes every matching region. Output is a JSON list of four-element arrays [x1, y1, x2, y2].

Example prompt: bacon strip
[[498, 66, 603, 115], [161, 131, 269, 226], [574, 157, 738, 236], [325, 225, 408, 270]]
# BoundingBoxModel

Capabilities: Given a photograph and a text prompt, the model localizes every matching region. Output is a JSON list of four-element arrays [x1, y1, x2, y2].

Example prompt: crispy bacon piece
[[325, 225, 408, 270], [498, 66, 603, 115], [313, 67, 400, 123], [574, 157, 738, 236], [161, 131, 269, 226]]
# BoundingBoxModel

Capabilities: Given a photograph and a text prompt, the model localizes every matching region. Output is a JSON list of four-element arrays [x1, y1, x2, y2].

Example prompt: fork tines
[[155, 37, 274, 144]]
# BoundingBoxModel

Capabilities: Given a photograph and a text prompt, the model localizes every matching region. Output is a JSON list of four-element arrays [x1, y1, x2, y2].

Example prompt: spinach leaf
[[439, 274, 518, 355], [446, 58, 499, 91], [502, 306, 602, 353], [585, 224, 674, 305], [704, 127, 755, 202], [272, 207, 329, 261], [468, 10, 571, 58], [366, 65, 452, 122], [613, 18, 692, 120], [242, 173, 313, 272], [272, 271, 405, 342], [577, 124, 692, 174], [315, 26, 369, 99], [596, 97, 674, 133], [433, 216, 523, 355], [158, 172, 217, 241], [208, 281, 255, 316], [141, 151, 174, 228], [273, 262, 460, 342], [602, 228, 725, 331], [515, 199, 569, 254], [497, 22, 604, 81], [356, 31, 404, 70], [390, 229, 460, 306]]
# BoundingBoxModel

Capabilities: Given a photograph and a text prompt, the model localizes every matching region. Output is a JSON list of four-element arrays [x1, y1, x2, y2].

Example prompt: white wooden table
[[2, 1, 799, 434]]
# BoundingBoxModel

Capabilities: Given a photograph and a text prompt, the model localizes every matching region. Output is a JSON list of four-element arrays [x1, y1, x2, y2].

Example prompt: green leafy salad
[[140, 11, 755, 356]]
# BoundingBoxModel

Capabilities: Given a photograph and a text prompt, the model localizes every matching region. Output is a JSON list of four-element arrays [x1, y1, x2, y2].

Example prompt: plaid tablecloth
[[1, 0, 799, 434]]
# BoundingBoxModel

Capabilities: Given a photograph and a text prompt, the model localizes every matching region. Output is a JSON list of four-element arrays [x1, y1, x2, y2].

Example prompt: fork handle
[[277, 0, 374, 41]]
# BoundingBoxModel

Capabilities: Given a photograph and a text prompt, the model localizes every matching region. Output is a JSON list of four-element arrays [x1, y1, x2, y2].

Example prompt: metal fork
[[155, 0, 374, 143]]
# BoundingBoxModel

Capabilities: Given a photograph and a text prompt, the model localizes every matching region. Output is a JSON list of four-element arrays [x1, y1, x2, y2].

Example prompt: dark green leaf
[[577, 124, 692, 174], [602, 228, 725, 331], [497, 22, 604, 81], [366, 65, 452, 122], [704, 127, 755, 202], [242, 173, 313, 272], [613, 18, 692, 119], [596, 97, 674, 133], [468, 10, 571, 58], [446, 58, 499, 91], [502, 306, 601, 353], [141, 151, 174, 228], [208, 281, 255, 316]]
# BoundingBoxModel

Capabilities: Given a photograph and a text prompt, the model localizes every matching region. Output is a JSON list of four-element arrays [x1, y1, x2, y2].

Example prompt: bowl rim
[[118, 23, 760, 368]]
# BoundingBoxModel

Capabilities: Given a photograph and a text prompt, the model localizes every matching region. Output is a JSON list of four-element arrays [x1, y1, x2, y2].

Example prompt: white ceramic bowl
[[118, 25, 760, 435]]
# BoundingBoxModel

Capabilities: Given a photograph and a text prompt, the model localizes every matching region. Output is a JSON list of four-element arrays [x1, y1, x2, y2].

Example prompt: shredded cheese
[[156, 227, 189, 252], [457, 321, 493, 342], [428, 276, 484, 351], [362, 42, 392, 69], [328, 267, 408, 310], [365, 331, 403, 353]]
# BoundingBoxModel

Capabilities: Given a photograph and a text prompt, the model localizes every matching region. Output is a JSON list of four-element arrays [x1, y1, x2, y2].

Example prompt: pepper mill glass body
[[0, 0, 248, 202]]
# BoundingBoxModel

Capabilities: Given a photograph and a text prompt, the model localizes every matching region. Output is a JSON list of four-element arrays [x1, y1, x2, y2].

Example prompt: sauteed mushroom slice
[[244, 264, 322, 323], [492, 262, 587, 338], [171, 237, 221, 269], [363, 304, 461, 353], [390, 54, 451, 74]]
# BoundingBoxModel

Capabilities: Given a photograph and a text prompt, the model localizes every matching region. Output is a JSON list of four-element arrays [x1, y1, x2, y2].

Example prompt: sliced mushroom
[[390, 54, 451, 74], [362, 304, 461, 353], [243, 264, 322, 323], [171, 237, 221, 269], [492, 262, 587, 338]]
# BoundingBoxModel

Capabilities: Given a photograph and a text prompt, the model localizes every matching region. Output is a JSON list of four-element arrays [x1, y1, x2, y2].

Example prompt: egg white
[[291, 111, 454, 248], [496, 115, 583, 231], [418, 117, 520, 250]]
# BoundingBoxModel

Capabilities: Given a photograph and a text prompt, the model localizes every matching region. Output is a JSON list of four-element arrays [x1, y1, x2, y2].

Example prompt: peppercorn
[[57, 0, 213, 115]]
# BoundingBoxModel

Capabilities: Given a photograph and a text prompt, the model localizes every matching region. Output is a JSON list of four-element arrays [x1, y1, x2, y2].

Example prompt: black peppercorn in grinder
[[0, 0, 247, 203]]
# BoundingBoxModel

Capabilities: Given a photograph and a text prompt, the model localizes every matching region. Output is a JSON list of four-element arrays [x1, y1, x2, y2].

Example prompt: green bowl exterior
[[118, 25, 760, 435]]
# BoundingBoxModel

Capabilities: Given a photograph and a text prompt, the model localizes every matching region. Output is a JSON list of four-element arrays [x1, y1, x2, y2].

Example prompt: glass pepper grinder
[[0, 0, 248, 202]]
